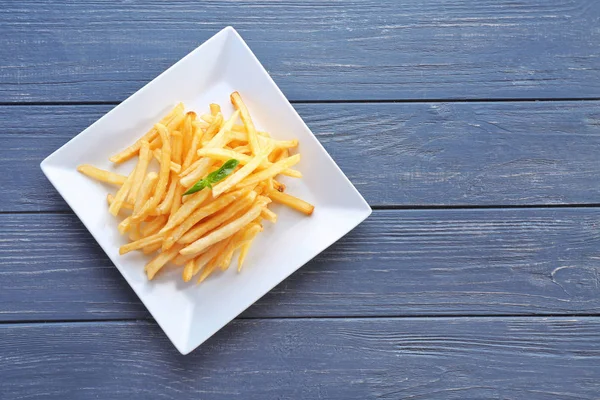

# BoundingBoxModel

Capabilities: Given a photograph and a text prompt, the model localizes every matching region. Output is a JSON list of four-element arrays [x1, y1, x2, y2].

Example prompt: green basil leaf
[[183, 179, 209, 196], [183, 159, 239, 196], [206, 159, 239, 184]]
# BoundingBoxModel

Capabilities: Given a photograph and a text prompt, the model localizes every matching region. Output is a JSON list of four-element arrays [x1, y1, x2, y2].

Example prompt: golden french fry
[[184, 258, 195, 274], [78, 164, 127, 186], [237, 154, 300, 189], [230, 91, 260, 155], [202, 114, 252, 134], [232, 145, 251, 154], [258, 195, 272, 207], [119, 232, 164, 255], [146, 244, 183, 280], [157, 131, 183, 215], [284, 169, 302, 178], [196, 147, 250, 163], [182, 114, 220, 171], [179, 156, 202, 178], [193, 120, 207, 137], [268, 148, 281, 163], [200, 113, 223, 144], [118, 216, 132, 235], [265, 178, 275, 193], [200, 113, 248, 129], [181, 115, 193, 163], [152, 149, 182, 173], [269, 190, 314, 215], [109, 103, 184, 163], [260, 208, 277, 223], [219, 250, 235, 270], [198, 256, 219, 283], [254, 182, 265, 195], [178, 191, 257, 245], [181, 122, 202, 171], [221, 127, 271, 142], [127, 141, 152, 204], [170, 184, 185, 216], [140, 214, 168, 237], [107, 194, 133, 211], [149, 136, 162, 150], [273, 139, 299, 149], [129, 224, 142, 241], [170, 131, 184, 164], [237, 223, 263, 271], [272, 180, 286, 192], [162, 187, 251, 250], [276, 148, 289, 162], [238, 242, 251, 271], [180, 202, 264, 257], [210, 103, 221, 115], [179, 110, 240, 187], [108, 166, 136, 216], [142, 242, 162, 254], [134, 172, 158, 214], [195, 120, 209, 130], [157, 179, 177, 215], [173, 252, 196, 266]]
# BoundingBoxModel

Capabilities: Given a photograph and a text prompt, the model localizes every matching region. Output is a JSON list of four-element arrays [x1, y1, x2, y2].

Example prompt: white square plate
[[41, 27, 371, 354]]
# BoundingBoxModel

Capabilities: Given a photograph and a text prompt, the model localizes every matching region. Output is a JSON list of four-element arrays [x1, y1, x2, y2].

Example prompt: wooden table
[[2, 1, 600, 398]]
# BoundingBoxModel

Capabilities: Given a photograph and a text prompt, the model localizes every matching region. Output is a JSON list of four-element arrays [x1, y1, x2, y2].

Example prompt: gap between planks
[[3, 313, 600, 326], [3, 97, 600, 107], [3, 204, 600, 216]]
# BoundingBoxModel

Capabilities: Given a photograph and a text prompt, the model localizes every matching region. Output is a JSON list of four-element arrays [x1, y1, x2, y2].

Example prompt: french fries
[[269, 190, 314, 215], [77, 92, 314, 283], [196, 147, 302, 178], [127, 141, 152, 204], [78, 165, 127, 186], [109, 103, 185, 164], [178, 190, 257, 245], [135, 172, 158, 214], [211, 144, 272, 197], [179, 110, 240, 188], [231, 91, 260, 155], [162, 187, 252, 251], [131, 123, 172, 223]]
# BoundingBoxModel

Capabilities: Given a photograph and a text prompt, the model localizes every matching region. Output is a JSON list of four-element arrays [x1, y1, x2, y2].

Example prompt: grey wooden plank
[[2, 208, 600, 321], [4, 101, 600, 212], [2, 1, 600, 102], [1, 317, 599, 399]]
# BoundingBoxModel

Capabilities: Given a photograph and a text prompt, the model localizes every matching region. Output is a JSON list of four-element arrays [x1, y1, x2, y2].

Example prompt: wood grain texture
[[3, 209, 600, 321], [5, 101, 600, 211], [2, 0, 600, 102], [1, 317, 599, 399]]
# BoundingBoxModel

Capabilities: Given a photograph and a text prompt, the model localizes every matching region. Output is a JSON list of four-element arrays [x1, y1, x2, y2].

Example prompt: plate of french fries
[[78, 92, 314, 283], [41, 27, 371, 354]]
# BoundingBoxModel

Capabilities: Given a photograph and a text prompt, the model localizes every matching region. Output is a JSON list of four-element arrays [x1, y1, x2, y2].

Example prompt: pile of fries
[[78, 92, 313, 283]]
